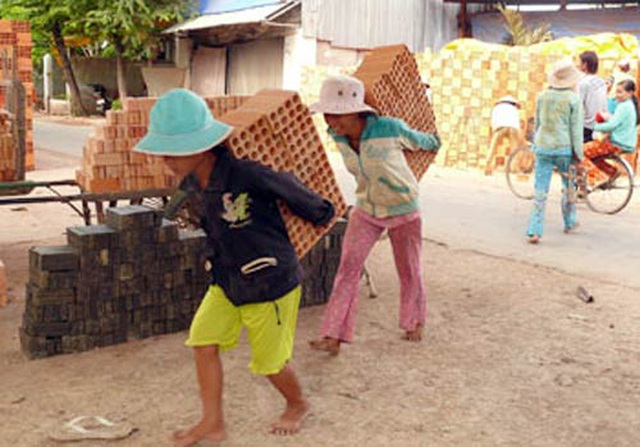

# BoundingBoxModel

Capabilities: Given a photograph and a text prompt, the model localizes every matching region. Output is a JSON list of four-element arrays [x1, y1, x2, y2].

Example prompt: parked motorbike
[[87, 83, 112, 115]]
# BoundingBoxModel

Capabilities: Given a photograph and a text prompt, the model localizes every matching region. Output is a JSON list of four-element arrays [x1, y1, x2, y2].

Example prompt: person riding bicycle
[[585, 79, 639, 182]]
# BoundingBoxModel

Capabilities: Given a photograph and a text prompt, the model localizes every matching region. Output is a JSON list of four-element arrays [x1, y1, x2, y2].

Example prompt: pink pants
[[320, 207, 426, 342]]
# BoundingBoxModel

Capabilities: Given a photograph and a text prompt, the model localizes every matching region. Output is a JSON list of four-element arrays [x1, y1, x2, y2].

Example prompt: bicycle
[[505, 143, 635, 215]]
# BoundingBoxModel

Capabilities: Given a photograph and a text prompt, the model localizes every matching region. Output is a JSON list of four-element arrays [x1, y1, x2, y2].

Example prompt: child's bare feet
[[402, 324, 423, 342], [270, 400, 310, 436], [170, 420, 226, 447], [309, 337, 340, 356]]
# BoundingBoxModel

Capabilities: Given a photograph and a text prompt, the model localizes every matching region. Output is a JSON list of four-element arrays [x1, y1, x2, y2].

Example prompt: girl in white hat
[[526, 59, 584, 244], [308, 75, 440, 355]]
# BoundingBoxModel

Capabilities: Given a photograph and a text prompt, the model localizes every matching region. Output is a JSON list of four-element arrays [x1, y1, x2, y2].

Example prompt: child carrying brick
[[308, 75, 441, 356], [134, 89, 335, 445]]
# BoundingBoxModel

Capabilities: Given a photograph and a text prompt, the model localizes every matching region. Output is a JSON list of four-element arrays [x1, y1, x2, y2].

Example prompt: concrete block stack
[[20, 205, 209, 359], [77, 95, 248, 192], [21, 204, 348, 358], [353, 44, 439, 180], [0, 20, 34, 172], [298, 219, 346, 307], [218, 89, 348, 258], [0, 108, 15, 181]]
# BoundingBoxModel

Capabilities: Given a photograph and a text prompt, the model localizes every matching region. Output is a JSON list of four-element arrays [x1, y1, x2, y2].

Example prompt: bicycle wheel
[[506, 144, 535, 200], [585, 155, 634, 214]]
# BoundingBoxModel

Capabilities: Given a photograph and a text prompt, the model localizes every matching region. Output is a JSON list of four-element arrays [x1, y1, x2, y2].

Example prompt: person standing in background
[[526, 59, 584, 245], [577, 51, 607, 143]]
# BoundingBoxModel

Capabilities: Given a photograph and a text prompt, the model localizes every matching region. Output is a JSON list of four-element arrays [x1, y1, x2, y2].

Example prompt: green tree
[[0, 0, 90, 115], [498, 5, 553, 46], [80, 0, 194, 100]]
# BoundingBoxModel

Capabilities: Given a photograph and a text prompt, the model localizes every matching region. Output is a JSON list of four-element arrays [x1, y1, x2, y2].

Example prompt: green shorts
[[186, 284, 301, 375]]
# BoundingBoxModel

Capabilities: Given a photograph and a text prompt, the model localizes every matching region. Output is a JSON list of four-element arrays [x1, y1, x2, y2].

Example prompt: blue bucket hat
[[134, 88, 234, 156]]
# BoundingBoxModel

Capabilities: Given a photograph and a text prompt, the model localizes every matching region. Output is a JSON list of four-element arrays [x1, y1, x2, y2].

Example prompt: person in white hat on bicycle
[[486, 95, 524, 175]]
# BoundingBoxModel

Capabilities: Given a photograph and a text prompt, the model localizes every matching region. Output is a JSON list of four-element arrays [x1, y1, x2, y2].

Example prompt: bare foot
[[309, 337, 340, 356], [402, 324, 423, 342], [564, 222, 580, 234], [270, 400, 310, 436], [170, 420, 226, 447], [527, 235, 540, 244]]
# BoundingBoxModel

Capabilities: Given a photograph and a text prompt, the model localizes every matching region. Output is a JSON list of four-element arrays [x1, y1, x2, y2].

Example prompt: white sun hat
[[548, 59, 583, 89], [309, 75, 378, 115]]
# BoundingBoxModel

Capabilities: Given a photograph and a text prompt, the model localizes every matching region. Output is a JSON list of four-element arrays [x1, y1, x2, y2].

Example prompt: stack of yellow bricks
[[219, 90, 347, 257], [78, 96, 248, 192], [354, 44, 439, 179], [0, 20, 34, 178], [417, 47, 638, 172], [0, 109, 14, 181], [79, 91, 347, 258]]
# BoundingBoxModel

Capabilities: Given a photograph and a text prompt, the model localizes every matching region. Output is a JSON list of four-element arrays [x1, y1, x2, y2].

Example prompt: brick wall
[[0, 20, 34, 178], [0, 109, 15, 181]]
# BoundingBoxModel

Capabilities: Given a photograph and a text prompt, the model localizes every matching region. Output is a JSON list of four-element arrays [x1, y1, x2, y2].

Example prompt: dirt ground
[[1, 231, 640, 446]]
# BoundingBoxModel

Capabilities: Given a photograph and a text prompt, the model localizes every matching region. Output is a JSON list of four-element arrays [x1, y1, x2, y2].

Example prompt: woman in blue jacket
[[526, 59, 584, 244]]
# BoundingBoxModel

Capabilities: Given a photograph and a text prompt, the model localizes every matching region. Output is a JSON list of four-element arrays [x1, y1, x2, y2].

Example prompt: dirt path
[[1, 237, 639, 447]]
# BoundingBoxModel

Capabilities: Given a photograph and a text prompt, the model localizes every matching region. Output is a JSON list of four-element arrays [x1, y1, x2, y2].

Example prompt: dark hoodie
[[181, 145, 335, 306]]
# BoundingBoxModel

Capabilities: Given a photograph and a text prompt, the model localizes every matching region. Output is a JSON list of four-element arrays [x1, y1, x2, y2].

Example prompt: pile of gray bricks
[[20, 206, 347, 359], [21, 205, 208, 358]]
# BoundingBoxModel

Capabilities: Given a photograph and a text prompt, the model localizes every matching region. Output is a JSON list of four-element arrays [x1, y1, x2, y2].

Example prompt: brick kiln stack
[[0, 109, 15, 181], [0, 20, 34, 178], [78, 96, 249, 192], [218, 89, 347, 258], [354, 44, 439, 180]]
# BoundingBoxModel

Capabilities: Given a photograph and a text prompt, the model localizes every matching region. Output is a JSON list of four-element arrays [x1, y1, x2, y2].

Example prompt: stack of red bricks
[[77, 96, 248, 192], [219, 90, 347, 257], [353, 44, 439, 179], [0, 20, 34, 176], [78, 90, 346, 257], [0, 109, 15, 181]]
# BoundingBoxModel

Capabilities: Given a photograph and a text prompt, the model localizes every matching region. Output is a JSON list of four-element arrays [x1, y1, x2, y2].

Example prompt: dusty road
[[0, 125, 638, 446]]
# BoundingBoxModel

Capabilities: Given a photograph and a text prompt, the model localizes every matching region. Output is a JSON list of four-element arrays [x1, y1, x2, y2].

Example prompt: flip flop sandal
[[49, 415, 136, 442]]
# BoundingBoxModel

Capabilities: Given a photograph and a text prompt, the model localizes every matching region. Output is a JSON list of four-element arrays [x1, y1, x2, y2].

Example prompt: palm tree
[[498, 5, 553, 46]]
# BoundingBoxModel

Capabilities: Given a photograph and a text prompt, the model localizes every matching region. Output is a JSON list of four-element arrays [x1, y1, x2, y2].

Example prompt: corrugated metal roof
[[165, 2, 294, 33], [199, 0, 282, 15], [302, 0, 482, 52], [472, 7, 640, 43], [445, 0, 634, 3]]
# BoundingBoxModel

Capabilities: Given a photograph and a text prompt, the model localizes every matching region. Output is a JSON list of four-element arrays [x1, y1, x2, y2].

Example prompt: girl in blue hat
[[135, 88, 335, 445]]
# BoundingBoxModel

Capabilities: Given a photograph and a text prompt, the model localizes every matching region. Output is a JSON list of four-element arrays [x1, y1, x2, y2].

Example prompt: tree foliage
[[498, 5, 554, 46], [81, 0, 194, 59], [0, 0, 90, 115], [1, 0, 195, 112], [79, 0, 194, 99]]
